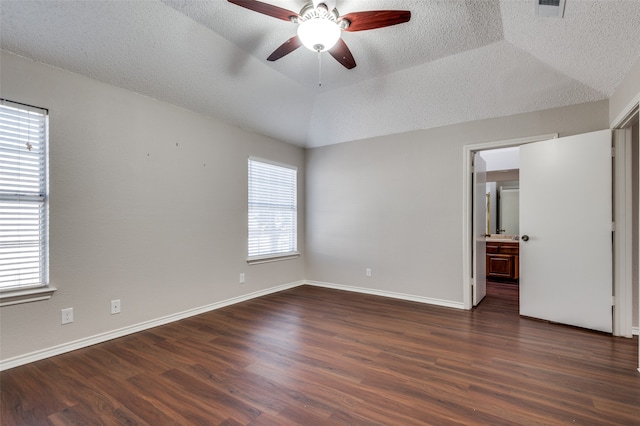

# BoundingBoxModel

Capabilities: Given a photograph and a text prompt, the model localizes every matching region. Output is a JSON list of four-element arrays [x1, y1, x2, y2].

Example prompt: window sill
[[0, 286, 57, 307], [247, 252, 300, 265]]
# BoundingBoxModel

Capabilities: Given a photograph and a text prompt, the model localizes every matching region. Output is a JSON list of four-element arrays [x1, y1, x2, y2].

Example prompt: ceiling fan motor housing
[[300, 3, 339, 21]]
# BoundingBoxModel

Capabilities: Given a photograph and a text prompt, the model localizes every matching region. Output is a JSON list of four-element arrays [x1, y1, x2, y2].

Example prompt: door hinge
[[611, 146, 615, 157], [612, 296, 616, 306], [611, 221, 616, 232]]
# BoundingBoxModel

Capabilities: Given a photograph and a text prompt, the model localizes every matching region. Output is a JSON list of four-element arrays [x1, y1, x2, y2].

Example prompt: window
[[248, 158, 298, 262], [0, 100, 48, 293]]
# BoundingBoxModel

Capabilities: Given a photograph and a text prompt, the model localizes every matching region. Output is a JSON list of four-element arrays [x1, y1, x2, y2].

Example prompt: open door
[[519, 129, 612, 333], [473, 153, 487, 306]]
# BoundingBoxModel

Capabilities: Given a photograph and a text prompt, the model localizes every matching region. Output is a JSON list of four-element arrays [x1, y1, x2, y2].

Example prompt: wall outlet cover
[[61, 308, 73, 324]]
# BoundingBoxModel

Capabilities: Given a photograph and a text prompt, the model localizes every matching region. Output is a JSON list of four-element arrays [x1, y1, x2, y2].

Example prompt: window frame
[[247, 157, 299, 264], [0, 99, 54, 306]]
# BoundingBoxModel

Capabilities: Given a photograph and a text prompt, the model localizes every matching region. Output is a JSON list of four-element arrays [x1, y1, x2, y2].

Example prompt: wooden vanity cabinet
[[486, 241, 519, 282]]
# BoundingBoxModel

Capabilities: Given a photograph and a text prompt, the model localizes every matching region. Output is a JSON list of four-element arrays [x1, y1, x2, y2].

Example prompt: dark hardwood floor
[[2, 284, 639, 425]]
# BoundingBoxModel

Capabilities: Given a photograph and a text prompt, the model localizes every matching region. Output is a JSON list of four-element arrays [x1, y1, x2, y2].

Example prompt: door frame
[[462, 134, 556, 310], [611, 103, 638, 340]]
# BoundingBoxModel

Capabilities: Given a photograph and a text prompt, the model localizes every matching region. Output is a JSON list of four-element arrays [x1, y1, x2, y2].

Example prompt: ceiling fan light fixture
[[297, 18, 341, 52], [227, 0, 412, 71]]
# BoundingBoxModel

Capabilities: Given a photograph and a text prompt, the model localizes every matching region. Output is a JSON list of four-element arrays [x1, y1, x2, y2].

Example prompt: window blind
[[248, 158, 297, 259], [0, 100, 48, 290]]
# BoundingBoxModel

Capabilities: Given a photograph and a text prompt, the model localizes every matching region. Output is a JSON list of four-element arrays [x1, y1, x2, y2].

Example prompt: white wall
[[479, 147, 520, 172], [0, 52, 306, 363], [305, 100, 609, 305]]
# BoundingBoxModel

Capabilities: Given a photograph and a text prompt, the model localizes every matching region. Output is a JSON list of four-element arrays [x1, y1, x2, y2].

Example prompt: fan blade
[[328, 38, 356, 69], [341, 10, 411, 32], [227, 0, 298, 22], [267, 36, 302, 61]]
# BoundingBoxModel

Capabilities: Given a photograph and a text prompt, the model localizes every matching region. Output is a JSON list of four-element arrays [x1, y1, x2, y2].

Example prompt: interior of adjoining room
[[479, 146, 521, 305]]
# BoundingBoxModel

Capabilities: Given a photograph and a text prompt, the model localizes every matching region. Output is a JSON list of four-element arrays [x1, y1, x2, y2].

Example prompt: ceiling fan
[[227, 0, 411, 70]]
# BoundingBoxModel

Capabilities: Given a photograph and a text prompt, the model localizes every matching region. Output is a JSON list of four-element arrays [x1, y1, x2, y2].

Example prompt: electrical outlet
[[61, 308, 73, 324], [366, 268, 372, 277], [239, 273, 246, 284], [110, 299, 121, 315]]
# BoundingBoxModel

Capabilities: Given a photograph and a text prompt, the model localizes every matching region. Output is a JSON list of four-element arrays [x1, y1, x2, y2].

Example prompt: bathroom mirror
[[479, 144, 520, 237], [485, 177, 519, 236], [498, 186, 519, 235]]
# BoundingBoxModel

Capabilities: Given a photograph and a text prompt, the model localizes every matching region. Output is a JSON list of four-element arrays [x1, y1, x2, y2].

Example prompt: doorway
[[462, 133, 556, 311], [479, 147, 521, 308], [463, 131, 621, 334]]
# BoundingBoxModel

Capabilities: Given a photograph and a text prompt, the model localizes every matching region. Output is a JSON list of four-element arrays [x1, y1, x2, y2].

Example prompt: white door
[[473, 153, 487, 306], [520, 129, 612, 333]]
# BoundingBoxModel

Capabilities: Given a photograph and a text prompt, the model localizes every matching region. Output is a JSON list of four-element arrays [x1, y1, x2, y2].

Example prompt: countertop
[[485, 235, 519, 242]]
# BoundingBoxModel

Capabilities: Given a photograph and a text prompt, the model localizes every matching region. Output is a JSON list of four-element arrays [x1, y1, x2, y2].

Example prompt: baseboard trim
[[633, 326, 639, 336], [0, 280, 305, 371], [305, 280, 465, 310]]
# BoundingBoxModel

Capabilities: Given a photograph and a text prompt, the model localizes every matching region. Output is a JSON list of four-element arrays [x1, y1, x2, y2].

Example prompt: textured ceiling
[[1, 0, 639, 148]]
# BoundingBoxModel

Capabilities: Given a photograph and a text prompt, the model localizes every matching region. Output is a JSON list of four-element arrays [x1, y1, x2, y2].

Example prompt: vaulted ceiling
[[1, 0, 639, 147]]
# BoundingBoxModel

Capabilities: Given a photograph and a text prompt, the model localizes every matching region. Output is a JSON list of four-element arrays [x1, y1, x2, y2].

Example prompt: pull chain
[[317, 50, 322, 87]]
